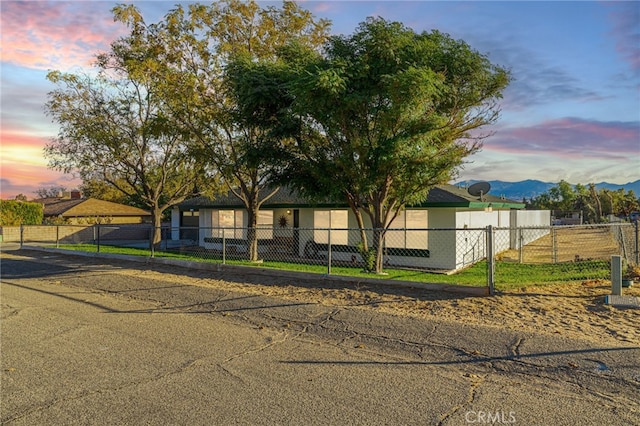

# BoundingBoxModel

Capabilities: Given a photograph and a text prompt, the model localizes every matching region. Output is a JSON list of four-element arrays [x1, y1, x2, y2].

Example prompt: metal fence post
[[20, 224, 24, 248], [222, 231, 226, 265], [56, 225, 60, 248], [150, 226, 155, 258], [486, 225, 495, 295], [327, 228, 332, 275], [618, 225, 628, 262], [96, 224, 101, 253], [518, 227, 523, 264], [552, 227, 557, 263]]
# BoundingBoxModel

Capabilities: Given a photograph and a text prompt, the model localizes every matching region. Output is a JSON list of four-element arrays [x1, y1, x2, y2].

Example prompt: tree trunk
[[346, 195, 372, 271], [370, 196, 394, 274], [246, 203, 259, 261], [151, 207, 163, 247], [373, 228, 386, 273]]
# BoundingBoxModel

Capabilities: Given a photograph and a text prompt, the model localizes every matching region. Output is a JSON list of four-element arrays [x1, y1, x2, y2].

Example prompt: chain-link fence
[[4, 222, 638, 292], [491, 223, 639, 290]]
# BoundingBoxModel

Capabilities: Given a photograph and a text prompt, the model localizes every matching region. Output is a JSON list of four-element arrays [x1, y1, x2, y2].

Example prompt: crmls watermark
[[465, 410, 516, 424]]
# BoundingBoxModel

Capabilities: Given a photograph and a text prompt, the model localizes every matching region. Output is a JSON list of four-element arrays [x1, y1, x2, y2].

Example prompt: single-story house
[[172, 185, 550, 271], [36, 193, 151, 225]]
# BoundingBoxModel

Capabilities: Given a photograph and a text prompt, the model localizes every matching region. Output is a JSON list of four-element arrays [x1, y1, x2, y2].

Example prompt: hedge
[[0, 200, 44, 226]]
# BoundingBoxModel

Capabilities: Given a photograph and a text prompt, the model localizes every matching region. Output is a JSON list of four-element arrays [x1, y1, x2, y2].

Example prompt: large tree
[[44, 29, 210, 244], [111, 0, 330, 260], [274, 18, 511, 272]]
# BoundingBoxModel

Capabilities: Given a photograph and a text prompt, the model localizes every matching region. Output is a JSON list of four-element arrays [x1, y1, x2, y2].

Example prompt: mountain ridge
[[453, 179, 640, 201]]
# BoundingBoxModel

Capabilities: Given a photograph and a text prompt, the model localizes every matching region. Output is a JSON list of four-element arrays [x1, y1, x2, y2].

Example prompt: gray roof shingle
[[178, 184, 524, 210]]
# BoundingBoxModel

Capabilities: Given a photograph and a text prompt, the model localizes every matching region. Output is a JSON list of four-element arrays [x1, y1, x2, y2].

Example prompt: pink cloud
[[0, 164, 81, 200], [310, 2, 334, 13], [606, 2, 640, 71], [485, 117, 640, 159], [0, 1, 126, 70], [1, 125, 51, 149]]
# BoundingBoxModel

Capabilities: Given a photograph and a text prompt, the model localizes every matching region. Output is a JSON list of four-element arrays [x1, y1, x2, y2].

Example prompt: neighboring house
[[36, 193, 151, 225], [552, 210, 583, 225], [172, 185, 550, 271]]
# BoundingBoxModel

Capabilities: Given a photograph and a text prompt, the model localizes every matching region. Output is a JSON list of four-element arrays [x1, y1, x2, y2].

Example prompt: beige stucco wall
[[173, 205, 550, 272], [65, 216, 145, 225]]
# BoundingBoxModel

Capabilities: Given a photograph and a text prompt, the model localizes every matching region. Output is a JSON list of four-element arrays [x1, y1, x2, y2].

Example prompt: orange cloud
[[0, 125, 80, 199], [0, 163, 81, 200]]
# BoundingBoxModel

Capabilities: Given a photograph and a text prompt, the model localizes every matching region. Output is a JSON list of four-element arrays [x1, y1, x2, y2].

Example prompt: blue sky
[[1, 0, 639, 199]]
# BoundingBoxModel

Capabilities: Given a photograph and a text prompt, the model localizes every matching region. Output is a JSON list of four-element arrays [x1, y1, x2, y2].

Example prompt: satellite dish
[[468, 181, 491, 200]]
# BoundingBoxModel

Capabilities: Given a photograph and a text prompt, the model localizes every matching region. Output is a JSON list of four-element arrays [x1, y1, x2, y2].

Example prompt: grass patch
[[494, 260, 610, 288], [50, 244, 610, 291]]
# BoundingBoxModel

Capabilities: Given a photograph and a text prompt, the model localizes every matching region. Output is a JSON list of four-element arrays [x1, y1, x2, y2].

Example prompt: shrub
[[0, 200, 44, 225]]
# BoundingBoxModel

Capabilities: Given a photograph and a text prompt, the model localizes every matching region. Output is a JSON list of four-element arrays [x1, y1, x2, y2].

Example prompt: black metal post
[[486, 225, 495, 295], [327, 228, 332, 275], [222, 231, 226, 265]]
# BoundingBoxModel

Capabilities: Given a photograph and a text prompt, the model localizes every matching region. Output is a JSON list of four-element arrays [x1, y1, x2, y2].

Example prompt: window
[[257, 210, 274, 239], [386, 210, 428, 249], [216, 210, 244, 238], [314, 210, 348, 245]]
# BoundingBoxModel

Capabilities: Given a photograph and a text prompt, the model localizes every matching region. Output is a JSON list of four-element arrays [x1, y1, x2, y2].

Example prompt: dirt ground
[[108, 265, 640, 347], [2, 247, 638, 347]]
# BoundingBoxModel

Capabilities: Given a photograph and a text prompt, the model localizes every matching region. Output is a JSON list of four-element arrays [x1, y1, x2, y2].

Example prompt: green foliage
[[45, 12, 211, 244], [43, 216, 69, 225], [119, 0, 331, 260], [357, 241, 377, 273], [529, 181, 640, 223], [0, 201, 43, 225], [272, 17, 511, 272], [79, 178, 129, 204]]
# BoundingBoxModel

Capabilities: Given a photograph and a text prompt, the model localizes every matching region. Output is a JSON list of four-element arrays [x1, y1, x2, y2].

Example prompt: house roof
[[178, 184, 525, 210], [416, 185, 525, 208], [36, 197, 151, 217], [180, 186, 310, 210]]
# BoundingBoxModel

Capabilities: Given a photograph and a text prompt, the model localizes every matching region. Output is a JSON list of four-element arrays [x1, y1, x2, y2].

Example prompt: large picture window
[[314, 210, 348, 245], [216, 210, 244, 239], [256, 210, 274, 239], [386, 210, 428, 249]]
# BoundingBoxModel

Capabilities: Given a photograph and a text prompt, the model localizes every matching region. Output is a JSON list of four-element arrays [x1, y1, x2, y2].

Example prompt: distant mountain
[[454, 179, 640, 201]]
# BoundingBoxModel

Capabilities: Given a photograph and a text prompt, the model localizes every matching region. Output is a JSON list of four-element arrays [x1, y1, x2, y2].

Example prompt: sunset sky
[[1, 0, 639, 200]]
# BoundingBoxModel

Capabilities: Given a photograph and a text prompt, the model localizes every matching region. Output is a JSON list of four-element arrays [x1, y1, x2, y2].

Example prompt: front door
[[293, 209, 300, 256]]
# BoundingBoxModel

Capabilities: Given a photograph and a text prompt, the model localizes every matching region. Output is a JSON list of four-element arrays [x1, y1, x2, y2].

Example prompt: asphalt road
[[1, 248, 639, 425]]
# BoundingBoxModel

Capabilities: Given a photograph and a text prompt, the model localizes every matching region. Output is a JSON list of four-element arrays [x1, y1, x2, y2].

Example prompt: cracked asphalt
[[1, 249, 639, 425]]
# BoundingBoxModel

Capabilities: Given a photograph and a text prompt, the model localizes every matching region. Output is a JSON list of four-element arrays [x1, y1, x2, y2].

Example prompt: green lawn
[[51, 244, 610, 291]]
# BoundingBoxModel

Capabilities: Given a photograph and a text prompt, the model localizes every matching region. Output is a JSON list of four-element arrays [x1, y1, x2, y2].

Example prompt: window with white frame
[[256, 210, 274, 239], [216, 210, 244, 239], [313, 210, 348, 245], [386, 210, 428, 249]]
